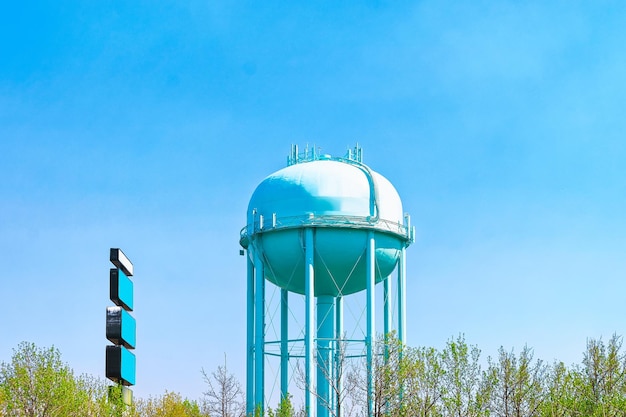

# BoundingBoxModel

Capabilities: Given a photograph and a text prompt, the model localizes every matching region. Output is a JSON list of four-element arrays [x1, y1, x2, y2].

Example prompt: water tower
[[240, 145, 414, 416]]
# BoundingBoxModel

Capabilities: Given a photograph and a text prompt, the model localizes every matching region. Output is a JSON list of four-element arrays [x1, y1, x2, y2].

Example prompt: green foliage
[[0, 341, 90, 417], [274, 394, 295, 417], [2, 335, 625, 417], [371, 334, 406, 415], [265, 394, 295, 417], [440, 334, 490, 417], [400, 344, 445, 416], [541, 361, 574, 417], [0, 386, 6, 417], [135, 391, 205, 417], [351, 334, 625, 417], [486, 345, 547, 417], [0, 342, 206, 417], [540, 334, 626, 417], [351, 333, 447, 416], [579, 334, 626, 416]]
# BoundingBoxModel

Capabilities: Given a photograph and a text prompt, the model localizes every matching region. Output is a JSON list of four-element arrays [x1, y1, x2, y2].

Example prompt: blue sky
[[1, 0, 626, 402]]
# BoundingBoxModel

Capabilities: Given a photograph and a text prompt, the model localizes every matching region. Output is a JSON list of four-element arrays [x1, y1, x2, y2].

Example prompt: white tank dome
[[248, 159, 403, 225]]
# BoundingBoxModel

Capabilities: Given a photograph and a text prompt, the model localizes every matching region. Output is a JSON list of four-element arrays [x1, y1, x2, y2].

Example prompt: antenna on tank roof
[[289, 143, 324, 165], [288, 144, 298, 166], [345, 143, 363, 163]]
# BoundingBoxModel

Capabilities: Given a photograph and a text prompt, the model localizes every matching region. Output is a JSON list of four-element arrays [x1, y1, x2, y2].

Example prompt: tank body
[[243, 158, 406, 297], [241, 146, 413, 417]]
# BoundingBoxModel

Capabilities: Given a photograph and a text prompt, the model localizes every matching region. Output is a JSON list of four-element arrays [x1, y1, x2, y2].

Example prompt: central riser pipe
[[317, 296, 335, 417]]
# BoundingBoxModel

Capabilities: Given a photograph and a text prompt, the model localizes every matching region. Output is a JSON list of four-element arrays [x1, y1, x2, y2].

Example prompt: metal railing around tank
[[239, 213, 414, 248]]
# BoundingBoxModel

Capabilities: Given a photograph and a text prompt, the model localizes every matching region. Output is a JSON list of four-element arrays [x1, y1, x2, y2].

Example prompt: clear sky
[[1, 0, 625, 403]]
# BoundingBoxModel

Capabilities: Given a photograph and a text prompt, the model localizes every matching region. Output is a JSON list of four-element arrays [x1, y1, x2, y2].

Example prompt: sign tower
[[105, 248, 136, 405]]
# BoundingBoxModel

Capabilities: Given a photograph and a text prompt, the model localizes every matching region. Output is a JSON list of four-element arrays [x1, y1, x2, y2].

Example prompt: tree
[[350, 333, 446, 417], [136, 391, 205, 417], [79, 375, 138, 417], [347, 334, 408, 416], [440, 335, 490, 417], [541, 362, 586, 417], [487, 345, 547, 417], [0, 341, 89, 417], [265, 394, 298, 417], [293, 334, 360, 417], [370, 334, 405, 416], [568, 335, 626, 416], [400, 344, 445, 417], [202, 354, 245, 417], [0, 385, 6, 417]]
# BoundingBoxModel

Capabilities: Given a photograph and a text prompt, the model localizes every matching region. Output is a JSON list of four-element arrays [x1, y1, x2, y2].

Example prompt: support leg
[[254, 250, 265, 414], [335, 296, 343, 417], [317, 296, 335, 417], [246, 253, 255, 415], [281, 289, 289, 401], [398, 246, 406, 345], [384, 274, 392, 338], [366, 232, 376, 417], [305, 228, 316, 417]]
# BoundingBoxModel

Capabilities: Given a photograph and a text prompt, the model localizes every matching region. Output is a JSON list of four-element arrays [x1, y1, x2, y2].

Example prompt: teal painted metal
[[398, 247, 407, 344], [398, 246, 407, 405], [317, 296, 335, 417], [251, 229, 402, 296], [335, 296, 343, 417], [242, 145, 414, 416], [281, 289, 289, 401], [254, 249, 265, 414], [384, 276, 392, 338], [383, 276, 392, 415], [241, 154, 410, 297], [366, 232, 375, 417], [305, 227, 315, 417], [246, 253, 255, 415]]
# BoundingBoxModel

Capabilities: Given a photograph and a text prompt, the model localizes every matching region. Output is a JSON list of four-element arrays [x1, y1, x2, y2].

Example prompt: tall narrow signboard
[[106, 248, 136, 405]]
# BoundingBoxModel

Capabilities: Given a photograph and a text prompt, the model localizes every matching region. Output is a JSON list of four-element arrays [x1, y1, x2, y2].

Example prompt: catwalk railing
[[240, 213, 414, 248]]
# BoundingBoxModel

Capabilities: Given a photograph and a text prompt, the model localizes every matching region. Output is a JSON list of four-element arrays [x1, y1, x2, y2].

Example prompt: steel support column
[[317, 296, 335, 417], [305, 228, 316, 417], [398, 246, 406, 345], [254, 249, 265, 414], [384, 275, 392, 338], [366, 231, 376, 417], [335, 296, 343, 417], [246, 252, 255, 415], [281, 288, 289, 401]]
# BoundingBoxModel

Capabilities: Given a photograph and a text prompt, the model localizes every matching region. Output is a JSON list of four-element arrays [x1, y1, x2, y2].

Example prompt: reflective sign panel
[[110, 268, 133, 311], [110, 248, 134, 277], [106, 345, 136, 386], [106, 306, 136, 349]]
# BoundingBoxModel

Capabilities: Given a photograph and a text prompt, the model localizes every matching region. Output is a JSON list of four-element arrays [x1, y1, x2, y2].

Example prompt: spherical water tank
[[241, 153, 410, 297]]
